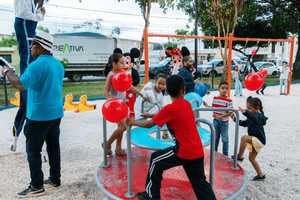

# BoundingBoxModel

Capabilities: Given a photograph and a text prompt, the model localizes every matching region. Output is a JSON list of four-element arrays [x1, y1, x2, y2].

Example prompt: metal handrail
[[195, 107, 240, 169], [196, 118, 216, 187]]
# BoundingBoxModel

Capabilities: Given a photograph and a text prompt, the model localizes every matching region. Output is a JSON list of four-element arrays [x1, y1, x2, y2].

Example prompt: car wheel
[[209, 70, 218, 77], [71, 74, 82, 82]]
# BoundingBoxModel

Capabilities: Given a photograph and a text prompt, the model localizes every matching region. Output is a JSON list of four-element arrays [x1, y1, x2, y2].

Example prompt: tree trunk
[[292, 35, 300, 80]]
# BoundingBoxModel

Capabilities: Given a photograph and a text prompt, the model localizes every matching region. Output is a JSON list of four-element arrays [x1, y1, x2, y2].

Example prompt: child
[[279, 61, 290, 95], [212, 82, 233, 156], [232, 97, 267, 181], [128, 75, 216, 200], [233, 65, 243, 96], [134, 73, 167, 120], [103, 53, 127, 157]]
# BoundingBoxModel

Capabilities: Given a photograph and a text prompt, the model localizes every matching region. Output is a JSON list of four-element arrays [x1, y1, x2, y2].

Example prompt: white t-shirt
[[134, 82, 164, 120], [280, 66, 290, 80], [14, 0, 44, 21]]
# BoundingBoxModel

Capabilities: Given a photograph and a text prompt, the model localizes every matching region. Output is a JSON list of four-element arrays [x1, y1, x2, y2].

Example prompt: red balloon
[[258, 68, 268, 78], [102, 99, 129, 123], [112, 71, 132, 92], [244, 73, 265, 91]]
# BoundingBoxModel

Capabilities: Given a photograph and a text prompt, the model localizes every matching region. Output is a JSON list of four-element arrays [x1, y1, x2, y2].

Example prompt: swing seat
[[131, 125, 211, 150]]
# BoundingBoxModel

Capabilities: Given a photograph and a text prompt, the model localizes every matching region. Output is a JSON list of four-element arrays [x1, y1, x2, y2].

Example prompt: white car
[[254, 62, 280, 76], [197, 59, 245, 76]]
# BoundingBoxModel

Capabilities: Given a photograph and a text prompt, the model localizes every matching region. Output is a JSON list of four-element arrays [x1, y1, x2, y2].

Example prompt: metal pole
[[287, 35, 295, 95], [3, 76, 9, 106], [144, 27, 150, 84], [196, 108, 240, 169], [194, 0, 198, 66], [196, 118, 215, 188], [100, 118, 109, 168], [227, 34, 234, 97], [125, 125, 135, 198], [232, 110, 240, 169]]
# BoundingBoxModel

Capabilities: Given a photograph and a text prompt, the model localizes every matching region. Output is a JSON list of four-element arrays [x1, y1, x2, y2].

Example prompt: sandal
[[115, 149, 127, 157], [253, 174, 266, 181], [102, 143, 112, 157], [231, 155, 244, 162]]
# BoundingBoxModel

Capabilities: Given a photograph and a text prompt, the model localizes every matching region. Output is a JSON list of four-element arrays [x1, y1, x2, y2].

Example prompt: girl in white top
[[279, 61, 290, 95], [134, 74, 167, 120]]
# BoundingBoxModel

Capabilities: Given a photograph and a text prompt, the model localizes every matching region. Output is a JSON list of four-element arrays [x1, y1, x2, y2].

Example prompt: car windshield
[[158, 57, 171, 66], [207, 59, 222, 65], [254, 62, 267, 68]]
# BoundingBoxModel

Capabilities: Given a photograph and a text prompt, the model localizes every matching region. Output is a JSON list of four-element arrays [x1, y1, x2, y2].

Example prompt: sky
[[0, 0, 191, 41]]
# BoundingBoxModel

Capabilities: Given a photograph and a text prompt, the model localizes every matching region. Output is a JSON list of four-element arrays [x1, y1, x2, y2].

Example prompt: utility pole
[[194, 0, 199, 66]]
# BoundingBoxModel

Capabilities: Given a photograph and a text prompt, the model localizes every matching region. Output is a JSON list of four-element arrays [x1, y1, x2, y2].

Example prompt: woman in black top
[[232, 97, 268, 181]]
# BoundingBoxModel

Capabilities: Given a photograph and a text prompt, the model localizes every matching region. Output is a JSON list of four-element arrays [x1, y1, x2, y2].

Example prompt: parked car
[[149, 57, 172, 79], [197, 59, 245, 77], [254, 62, 280, 76]]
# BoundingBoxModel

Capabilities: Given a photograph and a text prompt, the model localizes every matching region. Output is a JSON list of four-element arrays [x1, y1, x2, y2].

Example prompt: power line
[[47, 3, 188, 20], [0, 4, 188, 21]]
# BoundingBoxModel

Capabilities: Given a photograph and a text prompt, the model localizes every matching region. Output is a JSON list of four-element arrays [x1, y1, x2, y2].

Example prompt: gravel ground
[[0, 84, 299, 200]]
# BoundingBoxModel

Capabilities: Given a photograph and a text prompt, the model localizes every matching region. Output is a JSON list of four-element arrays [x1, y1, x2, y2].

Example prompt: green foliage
[[37, 25, 50, 33], [0, 36, 17, 47]]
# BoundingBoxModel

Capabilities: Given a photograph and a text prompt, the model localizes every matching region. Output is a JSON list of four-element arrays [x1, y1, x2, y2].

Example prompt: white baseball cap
[[29, 31, 54, 52]]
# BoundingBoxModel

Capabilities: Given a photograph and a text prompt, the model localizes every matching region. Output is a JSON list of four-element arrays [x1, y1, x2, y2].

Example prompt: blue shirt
[[20, 54, 64, 121], [178, 67, 195, 93]]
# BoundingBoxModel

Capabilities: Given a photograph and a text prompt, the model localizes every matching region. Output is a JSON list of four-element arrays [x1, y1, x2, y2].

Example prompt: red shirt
[[152, 97, 204, 160]]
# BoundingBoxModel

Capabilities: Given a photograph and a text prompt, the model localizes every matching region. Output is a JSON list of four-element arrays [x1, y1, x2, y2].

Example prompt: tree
[[37, 25, 50, 33], [0, 36, 17, 47], [119, 0, 175, 66], [177, 0, 244, 80], [112, 27, 121, 37]]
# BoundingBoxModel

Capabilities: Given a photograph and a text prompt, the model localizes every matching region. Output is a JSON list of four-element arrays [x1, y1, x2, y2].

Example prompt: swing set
[[143, 28, 296, 96]]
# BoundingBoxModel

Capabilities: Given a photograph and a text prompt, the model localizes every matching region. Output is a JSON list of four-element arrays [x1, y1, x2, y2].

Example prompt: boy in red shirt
[[128, 75, 216, 200]]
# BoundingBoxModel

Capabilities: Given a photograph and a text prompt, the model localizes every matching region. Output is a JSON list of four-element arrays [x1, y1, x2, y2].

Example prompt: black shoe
[[256, 91, 260, 95], [44, 179, 61, 189], [137, 191, 159, 200], [231, 155, 244, 162], [261, 91, 265, 95], [17, 185, 45, 198], [253, 174, 266, 181]]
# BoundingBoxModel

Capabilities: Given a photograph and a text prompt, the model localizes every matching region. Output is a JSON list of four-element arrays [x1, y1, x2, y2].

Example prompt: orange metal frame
[[143, 29, 296, 96]]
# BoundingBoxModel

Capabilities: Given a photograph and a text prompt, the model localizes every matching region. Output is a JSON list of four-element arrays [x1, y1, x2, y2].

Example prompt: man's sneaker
[[44, 179, 61, 189], [17, 185, 45, 198], [137, 192, 153, 200], [253, 174, 266, 181]]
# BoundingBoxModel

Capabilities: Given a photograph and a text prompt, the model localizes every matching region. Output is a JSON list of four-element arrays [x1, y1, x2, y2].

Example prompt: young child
[[128, 75, 216, 200], [103, 53, 127, 157], [233, 65, 243, 97], [212, 82, 233, 156], [134, 73, 167, 120], [232, 96, 267, 181]]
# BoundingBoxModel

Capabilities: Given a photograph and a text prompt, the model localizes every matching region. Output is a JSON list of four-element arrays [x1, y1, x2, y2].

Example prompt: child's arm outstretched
[[127, 118, 155, 128]]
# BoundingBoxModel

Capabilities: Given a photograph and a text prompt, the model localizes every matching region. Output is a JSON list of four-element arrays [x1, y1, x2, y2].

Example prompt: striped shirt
[[212, 96, 233, 121]]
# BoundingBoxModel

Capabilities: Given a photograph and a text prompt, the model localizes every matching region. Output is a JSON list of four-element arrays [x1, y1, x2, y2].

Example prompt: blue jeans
[[213, 119, 229, 156], [13, 17, 37, 137], [234, 79, 243, 96]]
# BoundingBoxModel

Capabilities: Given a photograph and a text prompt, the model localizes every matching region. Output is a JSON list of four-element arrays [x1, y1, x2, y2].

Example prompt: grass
[[0, 76, 295, 107]]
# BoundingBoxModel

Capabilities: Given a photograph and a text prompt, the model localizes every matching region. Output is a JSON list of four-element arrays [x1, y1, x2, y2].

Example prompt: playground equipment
[[75, 95, 96, 112], [9, 91, 20, 107], [64, 94, 78, 111], [96, 107, 248, 200], [64, 94, 96, 112], [143, 29, 296, 96]]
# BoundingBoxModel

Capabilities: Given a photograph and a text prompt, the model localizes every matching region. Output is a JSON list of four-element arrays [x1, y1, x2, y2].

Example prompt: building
[[0, 46, 19, 69]]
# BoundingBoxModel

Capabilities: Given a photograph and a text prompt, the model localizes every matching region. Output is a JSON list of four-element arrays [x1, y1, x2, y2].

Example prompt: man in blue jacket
[[1, 31, 64, 198], [178, 56, 195, 93]]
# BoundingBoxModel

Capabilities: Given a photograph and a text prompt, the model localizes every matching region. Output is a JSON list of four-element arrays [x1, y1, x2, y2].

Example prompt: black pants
[[24, 119, 61, 189], [145, 147, 216, 200], [13, 90, 27, 137]]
